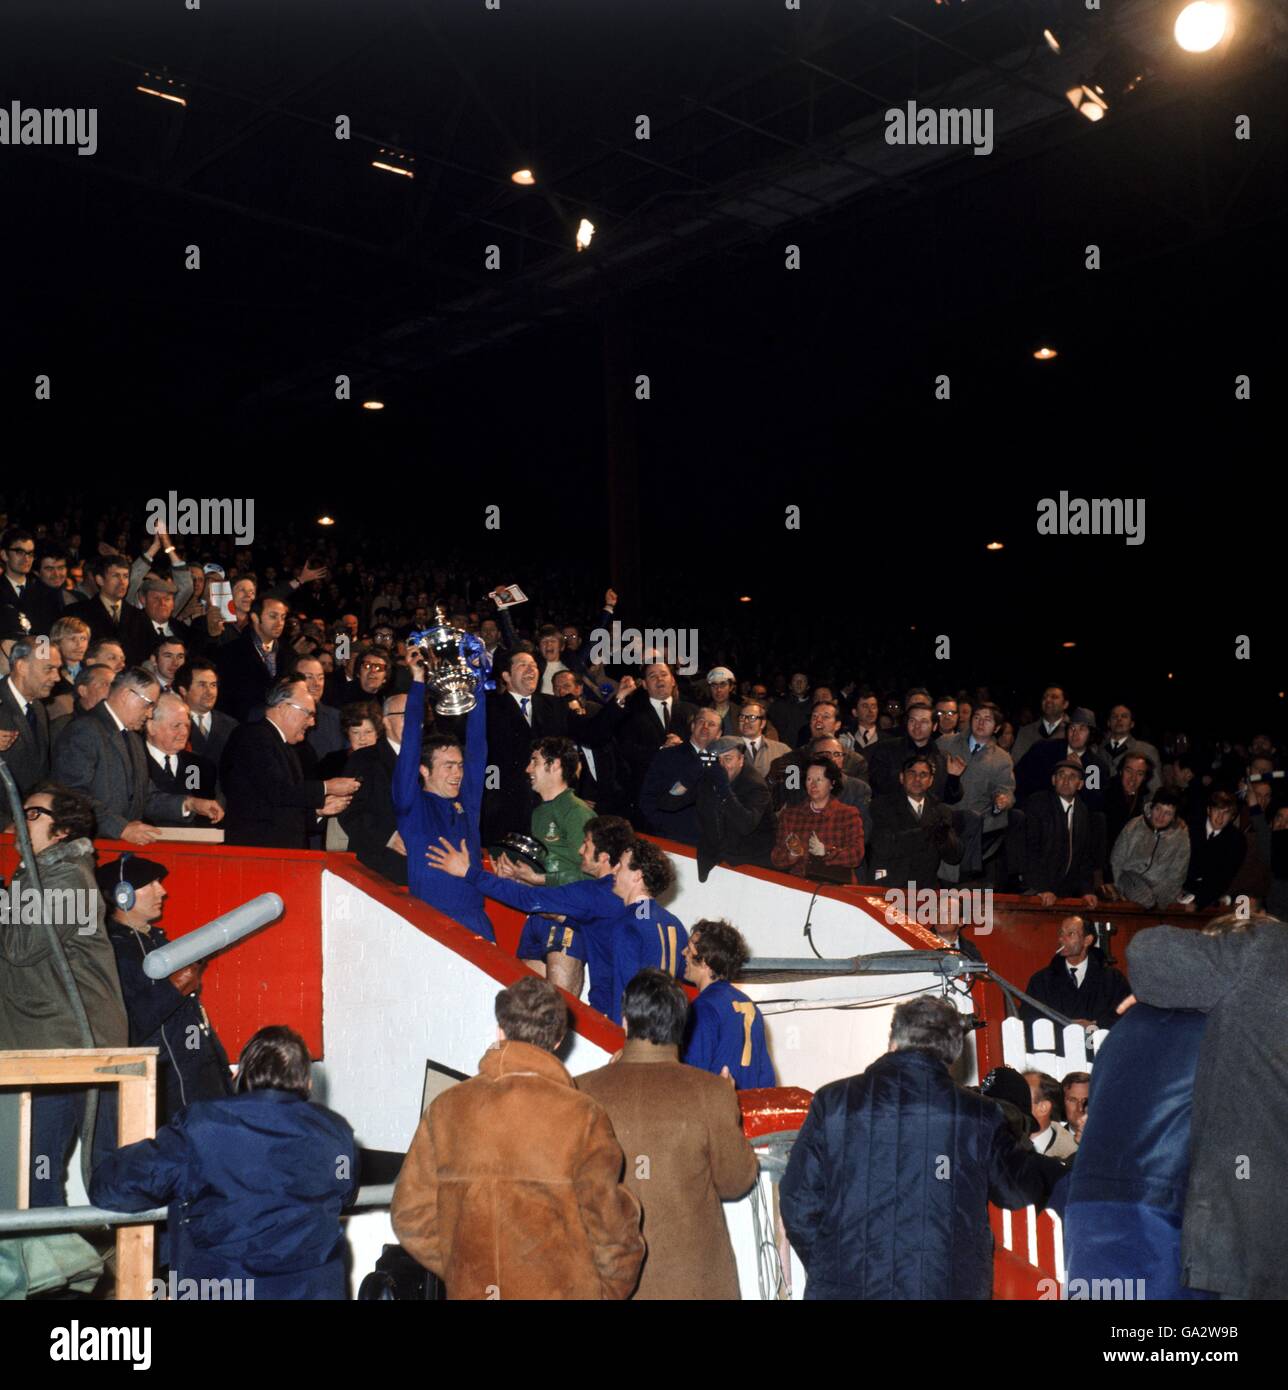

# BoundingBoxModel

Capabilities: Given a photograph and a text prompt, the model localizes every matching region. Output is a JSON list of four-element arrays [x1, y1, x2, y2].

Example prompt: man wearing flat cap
[[1016, 705, 1110, 808], [99, 855, 232, 1122], [706, 666, 740, 736], [1022, 758, 1106, 907], [127, 572, 201, 667], [693, 735, 775, 882]]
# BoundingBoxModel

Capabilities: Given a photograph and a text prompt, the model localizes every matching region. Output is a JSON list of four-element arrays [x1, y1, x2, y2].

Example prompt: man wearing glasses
[[53, 668, 215, 845], [738, 701, 789, 776], [220, 676, 358, 847], [0, 526, 60, 637]]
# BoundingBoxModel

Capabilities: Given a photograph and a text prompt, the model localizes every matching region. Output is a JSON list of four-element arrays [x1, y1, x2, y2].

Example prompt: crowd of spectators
[[1, 495, 1284, 1303]]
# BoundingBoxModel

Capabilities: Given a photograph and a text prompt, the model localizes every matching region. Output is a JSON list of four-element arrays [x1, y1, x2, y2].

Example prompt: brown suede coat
[[391, 1040, 644, 1300], [577, 1040, 759, 1300]]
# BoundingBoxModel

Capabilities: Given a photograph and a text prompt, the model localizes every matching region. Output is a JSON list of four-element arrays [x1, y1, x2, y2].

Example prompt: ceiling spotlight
[[1174, 1, 1230, 52], [511, 168, 536, 186], [739, 595, 752, 603], [1066, 83, 1109, 121], [1062, 641, 1077, 648], [1033, 346, 1058, 361], [137, 71, 188, 106], [575, 218, 595, 251], [318, 516, 335, 527], [986, 541, 1004, 552], [361, 400, 385, 411], [372, 148, 415, 179], [1043, 28, 1062, 54]]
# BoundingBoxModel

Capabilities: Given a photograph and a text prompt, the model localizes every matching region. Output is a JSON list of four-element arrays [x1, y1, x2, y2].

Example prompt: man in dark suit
[[551, 669, 623, 811], [693, 737, 775, 880], [614, 662, 699, 823], [339, 691, 407, 885], [1021, 916, 1132, 1049], [0, 637, 61, 824], [220, 676, 359, 848], [51, 667, 208, 842], [1022, 760, 1106, 906], [143, 691, 222, 828], [175, 658, 239, 768], [866, 706, 946, 799], [1181, 789, 1247, 909], [215, 594, 290, 723], [868, 754, 962, 890], [69, 555, 151, 654], [481, 651, 631, 848], [0, 527, 61, 636], [294, 656, 344, 767], [127, 574, 202, 667], [639, 707, 722, 845]]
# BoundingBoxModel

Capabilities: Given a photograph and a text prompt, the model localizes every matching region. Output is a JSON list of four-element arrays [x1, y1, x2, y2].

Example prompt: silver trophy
[[412, 606, 480, 716]]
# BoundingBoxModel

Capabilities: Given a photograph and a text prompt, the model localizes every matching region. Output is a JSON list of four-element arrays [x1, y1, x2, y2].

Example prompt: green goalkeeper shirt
[[532, 788, 596, 886]]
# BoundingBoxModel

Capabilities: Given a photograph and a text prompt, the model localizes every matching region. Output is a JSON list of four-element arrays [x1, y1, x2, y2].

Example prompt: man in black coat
[[867, 754, 961, 889], [338, 691, 408, 885], [481, 651, 631, 848], [176, 658, 239, 768], [1180, 790, 1246, 909], [220, 677, 358, 848], [97, 855, 232, 1123], [638, 707, 722, 845], [0, 527, 61, 636], [143, 691, 222, 828], [693, 737, 775, 881], [1021, 915, 1132, 1049], [1022, 760, 1106, 905], [68, 555, 152, 652], [780, 995, 1062, 1300], [215, 594, 290, 723], [612, 662, 698, 821], [126, 575, 203, 667], [864, 706, 945, 799], [0, 636, 59, 825]]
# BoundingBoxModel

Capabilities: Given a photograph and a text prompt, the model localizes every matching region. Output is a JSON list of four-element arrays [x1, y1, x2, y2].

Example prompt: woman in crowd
[[771, 757, 864, 882]]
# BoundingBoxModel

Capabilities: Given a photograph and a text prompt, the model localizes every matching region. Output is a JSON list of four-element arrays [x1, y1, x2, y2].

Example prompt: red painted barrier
[[2, 834, 325, 1059]]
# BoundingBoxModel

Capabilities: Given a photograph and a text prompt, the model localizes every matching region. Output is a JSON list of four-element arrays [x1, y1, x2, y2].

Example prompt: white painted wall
[[320, 870, 613, 1154], [664, 856, 901, 962]]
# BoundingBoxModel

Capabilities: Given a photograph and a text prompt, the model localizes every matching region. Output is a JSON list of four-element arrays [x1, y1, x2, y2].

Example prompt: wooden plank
[[0, 1048, 159, 1089], [16, 1090, 30, 1209], [113, 1058, 157, 1302]]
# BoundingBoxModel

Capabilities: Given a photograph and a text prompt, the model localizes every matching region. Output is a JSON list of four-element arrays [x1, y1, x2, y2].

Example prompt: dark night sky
[[1, 0, 1284, 736]]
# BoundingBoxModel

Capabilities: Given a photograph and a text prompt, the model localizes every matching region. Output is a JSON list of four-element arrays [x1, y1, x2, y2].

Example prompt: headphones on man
[[113, 852, 135, 912]]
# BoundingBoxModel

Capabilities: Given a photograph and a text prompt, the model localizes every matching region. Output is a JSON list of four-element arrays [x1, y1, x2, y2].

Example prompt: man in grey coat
[[1127, 913, 1288, 1298], [937, 702, 1015, 878], [51, 667, 217, 843], [1108, 790, 1190, 908]]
